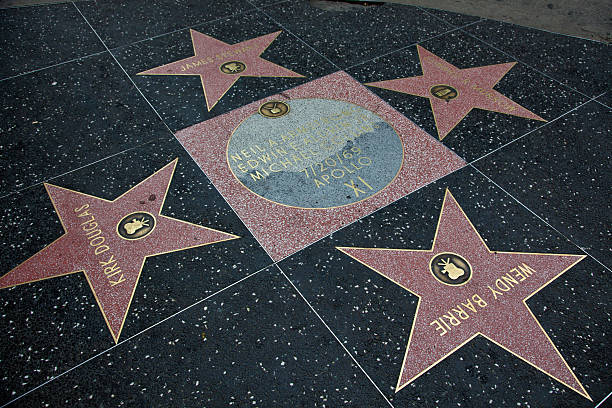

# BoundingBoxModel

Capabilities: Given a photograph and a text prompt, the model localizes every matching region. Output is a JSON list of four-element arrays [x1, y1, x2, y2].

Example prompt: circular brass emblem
[[117, 212, 156, 240], [259, 101, 290, 118], [430, 252, 472, 286], [219, 61, 246, 75], [430, 85, 458, 101]]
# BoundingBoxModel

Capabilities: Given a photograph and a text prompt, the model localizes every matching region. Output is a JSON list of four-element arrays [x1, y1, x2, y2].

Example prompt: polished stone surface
[[261, 1, 456, 68], [76, 0, 254, 49], [112, 10, 336, 130], [465, 19, 611, 97], [0, 137, 272, 401], [474, 101, 612, 269], [0, 52, 171, 197], [0, 1, 609, 407], [0, 3, 105, 80], [176, 71, 465, 261], [279, 167, 609, 407], [347, 29, 588, 161]]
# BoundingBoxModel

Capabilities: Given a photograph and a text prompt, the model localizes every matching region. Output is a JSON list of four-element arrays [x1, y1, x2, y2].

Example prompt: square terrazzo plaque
[[278, 166, 610, 407], [176, 71, 466, 261], [0, 137, 272, 404]]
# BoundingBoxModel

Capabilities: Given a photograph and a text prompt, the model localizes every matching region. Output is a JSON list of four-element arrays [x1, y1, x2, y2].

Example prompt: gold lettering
[[94, 245, 109, 255], [344, 179, 366, 197], [85, 229, 102, 239], [518, 263, 535, 277], [82, 221, 98, 232], [495, 278, 511, 292], [77, 209, 92, 218], [104, 262, 121, 277], [461, 299, 477, 313], [430, 319, 447, 336], [250, 171, 266, 181], [100, 254, 116, 267], [488, 285, 503, 299], [74, 204, 89, 213], [451, 305, 470, 320], [314, 179, 325, 188], [109, 275, 125, 286], [501, 273, 518, 288], [472, 294, 487, 308], [512, 267, 527, 281], [89, 236, 105, 247], [442, 312, 461, 327]]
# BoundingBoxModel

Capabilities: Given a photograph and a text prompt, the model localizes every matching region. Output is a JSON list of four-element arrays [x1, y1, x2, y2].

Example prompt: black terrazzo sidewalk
[[0, 1, 609, 407]]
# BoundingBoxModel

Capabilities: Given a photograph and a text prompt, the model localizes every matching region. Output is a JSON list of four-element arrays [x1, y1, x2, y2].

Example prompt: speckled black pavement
[[0, 1, 609, 407]]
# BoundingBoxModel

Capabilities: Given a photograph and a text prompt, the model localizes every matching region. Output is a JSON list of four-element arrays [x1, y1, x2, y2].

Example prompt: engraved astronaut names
[[229, 106, 382, 198], [430, 262, 536, 337]]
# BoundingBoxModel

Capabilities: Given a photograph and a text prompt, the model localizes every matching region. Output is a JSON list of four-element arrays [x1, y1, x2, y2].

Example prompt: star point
[[339, 190, 589, 399]]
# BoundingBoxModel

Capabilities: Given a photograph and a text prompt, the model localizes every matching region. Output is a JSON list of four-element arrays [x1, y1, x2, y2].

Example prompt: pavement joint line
[[265, 93, 601, 265], [342, 23, 468, 72], [275, 265, 396, 408], [2, 2, 601, 270], [246, 0, 342, 71], [272, 161, 470, 264], [1, 3, 607, 405], [341, 17, 486, 72], [417, 3, 608, 44], [415, 4, 484, 28], [459, 27, 597, 100], [0, 137, 169, 200], [470, 164, 612, 273], [71, 2, 177, 138], [0, 50, 108, 83], [593, 97, 611, 110], [170, 133, 279, 262], [595, 391, 612, 408], [0, 265, 270, 408], [105, 6, 269, 54], [468, 93, 603, 166], [0, 1, 290, 82], [72, 0, 281, 264]]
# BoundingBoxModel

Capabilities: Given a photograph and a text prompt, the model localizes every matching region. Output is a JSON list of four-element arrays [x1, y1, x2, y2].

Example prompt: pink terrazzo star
[[138, 30, 304, 110], [338, 190, 589, 399], [0, 160, 238, 343], [367, 45, 546, 140]]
